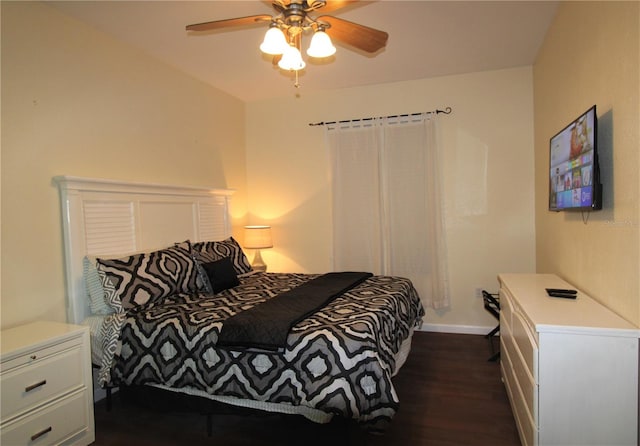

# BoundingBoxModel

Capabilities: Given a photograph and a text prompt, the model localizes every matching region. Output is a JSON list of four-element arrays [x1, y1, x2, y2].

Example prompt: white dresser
[[0, 321, 95, 445], [499, 274, 639, 446]]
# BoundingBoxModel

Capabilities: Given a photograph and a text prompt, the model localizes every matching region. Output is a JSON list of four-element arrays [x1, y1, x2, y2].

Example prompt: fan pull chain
[[294, 70, 300, 89]]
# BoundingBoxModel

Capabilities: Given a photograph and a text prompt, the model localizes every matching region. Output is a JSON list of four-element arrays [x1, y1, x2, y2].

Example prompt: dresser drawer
[[500, 339, 537, 446], [1, 390, 89, 446], [507, 369, 537, 446], [511, 310, 538, 382], [501, 315, 538, 419], [1, 342, 85, 421], [499, 288, 513, 328]]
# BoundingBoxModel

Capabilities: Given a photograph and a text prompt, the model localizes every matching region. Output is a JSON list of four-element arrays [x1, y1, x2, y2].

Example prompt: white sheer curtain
[[326, 113, 450, 309]]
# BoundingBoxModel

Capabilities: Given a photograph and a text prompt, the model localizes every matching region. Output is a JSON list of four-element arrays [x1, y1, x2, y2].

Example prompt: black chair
[[482, 290, 500, 362]]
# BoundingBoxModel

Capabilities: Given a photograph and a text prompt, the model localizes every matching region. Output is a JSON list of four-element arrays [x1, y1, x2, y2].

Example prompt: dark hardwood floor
[[92, 332, 520, 446]]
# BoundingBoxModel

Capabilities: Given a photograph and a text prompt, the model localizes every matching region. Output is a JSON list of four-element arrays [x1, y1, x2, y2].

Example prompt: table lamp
[[244, 225, 273, 272]]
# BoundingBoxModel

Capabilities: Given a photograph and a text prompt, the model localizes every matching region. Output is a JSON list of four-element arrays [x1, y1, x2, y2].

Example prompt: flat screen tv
[[549, 105, 602, 211]]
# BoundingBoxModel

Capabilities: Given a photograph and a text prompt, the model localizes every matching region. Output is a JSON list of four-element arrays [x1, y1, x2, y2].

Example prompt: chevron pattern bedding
[[104, 272, 424, 431]]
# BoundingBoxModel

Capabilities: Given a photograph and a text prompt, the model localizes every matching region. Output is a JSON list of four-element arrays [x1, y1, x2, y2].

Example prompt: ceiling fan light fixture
[[186, 1, 389, 88], [306, 30, 336, 58], [278, 44, 306, 71], [260, 26, 288, 55]]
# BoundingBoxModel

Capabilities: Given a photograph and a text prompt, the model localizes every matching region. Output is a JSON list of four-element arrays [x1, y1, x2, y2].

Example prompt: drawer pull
[[25, 380, 47, 392], [30, 426, 52, 441]]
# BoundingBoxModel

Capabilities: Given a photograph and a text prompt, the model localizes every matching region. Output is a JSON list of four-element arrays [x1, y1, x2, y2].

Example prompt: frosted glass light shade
[[306, 30, 336, 58], [244, 226, 273, 249], [260, 27, 288, 55], [278, 45, 306, 71]]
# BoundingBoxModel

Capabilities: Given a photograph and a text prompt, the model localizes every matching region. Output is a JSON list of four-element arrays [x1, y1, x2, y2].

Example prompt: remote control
[[547, 292, 577, 299], [546, 288, 577, 294]]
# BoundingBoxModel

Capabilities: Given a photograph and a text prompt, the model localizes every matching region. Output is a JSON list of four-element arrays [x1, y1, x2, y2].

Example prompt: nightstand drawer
[[1, 390, 89, 446], [1, 338, 81, 371], [1, 342, 84, 421]]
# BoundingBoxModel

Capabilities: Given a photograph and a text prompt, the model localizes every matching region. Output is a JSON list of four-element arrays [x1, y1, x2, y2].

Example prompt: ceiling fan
[[186, 0, 388, 74]]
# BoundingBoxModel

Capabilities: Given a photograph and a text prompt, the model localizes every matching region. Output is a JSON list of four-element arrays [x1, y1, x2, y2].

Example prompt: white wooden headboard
[[54, 176, 234, 324]]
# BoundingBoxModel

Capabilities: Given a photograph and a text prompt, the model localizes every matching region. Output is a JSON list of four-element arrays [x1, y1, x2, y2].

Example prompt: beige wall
[[246, 67, 537, 330], [1, 2, 248, 329], [534, 1, 640, 325], [6, 2, 593, 333]]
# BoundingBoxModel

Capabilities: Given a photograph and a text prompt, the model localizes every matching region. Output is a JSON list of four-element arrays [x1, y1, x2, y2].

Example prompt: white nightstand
[[1, 321, 95, 445]]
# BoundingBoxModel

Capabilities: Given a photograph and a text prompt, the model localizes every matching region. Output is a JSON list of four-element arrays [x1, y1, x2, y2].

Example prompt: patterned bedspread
[[107, 272, 424, 431]]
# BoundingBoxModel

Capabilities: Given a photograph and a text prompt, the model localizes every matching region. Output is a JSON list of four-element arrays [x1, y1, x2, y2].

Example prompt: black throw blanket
[[218, 271, 373, 350]]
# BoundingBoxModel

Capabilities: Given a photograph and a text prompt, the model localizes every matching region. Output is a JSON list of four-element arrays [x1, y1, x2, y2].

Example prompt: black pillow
[[201, 257, 240, 294]]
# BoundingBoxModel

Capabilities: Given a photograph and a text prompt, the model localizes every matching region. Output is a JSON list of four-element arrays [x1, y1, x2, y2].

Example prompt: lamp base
[[251, 249, 267, 272]]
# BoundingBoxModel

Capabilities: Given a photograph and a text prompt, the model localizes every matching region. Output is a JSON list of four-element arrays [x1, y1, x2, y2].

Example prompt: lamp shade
[[306, 30, 336, 58], [278, 45, 306, 71], [260, 27, 288, 55], [244, 226, 273, 249]]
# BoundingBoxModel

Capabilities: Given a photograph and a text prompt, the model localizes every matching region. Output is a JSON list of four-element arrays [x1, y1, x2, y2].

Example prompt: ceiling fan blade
[[319, 15, 388, 53], [263, 0, 289, 14], [316, 1, 359, 14], [186, 15, 272, 32]]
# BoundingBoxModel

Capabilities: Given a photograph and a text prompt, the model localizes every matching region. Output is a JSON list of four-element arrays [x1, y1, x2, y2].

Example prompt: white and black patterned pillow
[[96, 245, 198, 310], [98, 267, 125, 313], [192, 237, 253, 276], [83, 256, 115, 315]]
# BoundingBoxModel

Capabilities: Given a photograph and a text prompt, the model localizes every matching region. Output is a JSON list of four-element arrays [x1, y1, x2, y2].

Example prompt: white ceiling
[[49, 1, 559, 102]]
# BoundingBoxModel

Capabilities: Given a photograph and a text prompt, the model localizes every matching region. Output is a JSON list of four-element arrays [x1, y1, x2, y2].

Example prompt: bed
[[55, 176, 424, 433]]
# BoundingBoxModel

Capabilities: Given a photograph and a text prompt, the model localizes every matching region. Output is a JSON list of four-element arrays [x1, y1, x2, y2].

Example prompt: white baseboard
[[418, 323, 495, 336]]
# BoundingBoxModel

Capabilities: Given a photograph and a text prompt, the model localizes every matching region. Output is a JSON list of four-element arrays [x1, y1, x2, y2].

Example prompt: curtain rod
[[308, 106, 452, 127]]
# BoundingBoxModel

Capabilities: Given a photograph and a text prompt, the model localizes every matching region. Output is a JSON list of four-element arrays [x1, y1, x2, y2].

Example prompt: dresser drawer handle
[[25, 380, 47, 392], [30, 426, 52, 441]]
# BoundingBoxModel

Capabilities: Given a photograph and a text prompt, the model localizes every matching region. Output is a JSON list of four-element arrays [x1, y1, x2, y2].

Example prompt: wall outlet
[[475, 288, 484, 299]]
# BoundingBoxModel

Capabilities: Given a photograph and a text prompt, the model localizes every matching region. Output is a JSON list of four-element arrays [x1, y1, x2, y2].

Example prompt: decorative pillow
[[96, 245, 198, 310], [98, 268, 125, 314], [201, 257, 240, 294], [174, 239, 191, 253], [83, 256, 115, 315], [192, 237, 253, 276]]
